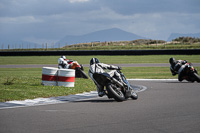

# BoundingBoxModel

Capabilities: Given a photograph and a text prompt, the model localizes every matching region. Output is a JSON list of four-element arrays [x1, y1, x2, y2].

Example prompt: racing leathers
[[170, 60, 187, 81], [89, 63, 122, 97], [58, 57, 70, 69]]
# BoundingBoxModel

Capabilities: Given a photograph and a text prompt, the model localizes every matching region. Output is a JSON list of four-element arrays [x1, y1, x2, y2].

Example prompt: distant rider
[[88, 58, 122, 97], [58, 55, 71, 69], [169, 57, 188, 81]]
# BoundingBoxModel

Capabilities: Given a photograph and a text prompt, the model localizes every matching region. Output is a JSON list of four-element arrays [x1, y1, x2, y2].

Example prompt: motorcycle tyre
[[106, 83, 125, 102], [129, 86, 138, 100], [131, 91, 138, 100], [192, 73, 200, 82], [76, 69, 88, 79]]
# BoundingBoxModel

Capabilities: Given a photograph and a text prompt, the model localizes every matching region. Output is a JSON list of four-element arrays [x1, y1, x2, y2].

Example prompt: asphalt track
[[0, 80, 200, 133]]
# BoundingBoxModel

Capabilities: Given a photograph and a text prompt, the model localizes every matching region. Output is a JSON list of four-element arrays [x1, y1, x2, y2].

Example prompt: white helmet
[[58, 58, 64, 64], [61, 55, 66, 60]]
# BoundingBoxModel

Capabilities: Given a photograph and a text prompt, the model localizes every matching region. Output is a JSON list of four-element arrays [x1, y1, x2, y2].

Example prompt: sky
[[0, 0, 200, 45]]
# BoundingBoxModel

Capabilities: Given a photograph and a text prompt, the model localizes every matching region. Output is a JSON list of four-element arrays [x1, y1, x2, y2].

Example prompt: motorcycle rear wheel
[[80, 70, 89, 79], [76, 68, 89, 79], [192, 73, 200, 82], [106, 83, 125, 102]]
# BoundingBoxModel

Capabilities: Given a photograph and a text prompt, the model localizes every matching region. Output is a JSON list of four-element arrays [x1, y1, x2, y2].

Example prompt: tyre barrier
[[42, 67, 58, 86], [58, 69, 75, 87], [42, 67, 75, 87]]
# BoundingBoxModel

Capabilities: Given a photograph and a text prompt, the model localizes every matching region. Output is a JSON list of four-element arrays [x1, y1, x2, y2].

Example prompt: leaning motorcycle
[[181, 63, 200, 82], [68, 60, 88, 79], [92, 70, 138, 102]]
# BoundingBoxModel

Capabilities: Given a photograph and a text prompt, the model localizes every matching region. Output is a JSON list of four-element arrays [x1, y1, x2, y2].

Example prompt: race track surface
[[0, 80, 199, 133]]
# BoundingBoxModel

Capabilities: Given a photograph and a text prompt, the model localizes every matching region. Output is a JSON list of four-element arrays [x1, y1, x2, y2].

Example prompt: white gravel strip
[[128, 79, 178, 81]]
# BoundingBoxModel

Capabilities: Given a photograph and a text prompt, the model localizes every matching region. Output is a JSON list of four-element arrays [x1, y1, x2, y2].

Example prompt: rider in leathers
[[89, 58, 122, 97], [58, 55, 70, 69], [169, 57, 187, 81]]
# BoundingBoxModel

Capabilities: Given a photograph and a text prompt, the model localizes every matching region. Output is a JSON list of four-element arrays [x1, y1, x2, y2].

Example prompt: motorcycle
[[67, 60, 89, 79], [92, 70, 138, 102], [181, 63, 200, 82]]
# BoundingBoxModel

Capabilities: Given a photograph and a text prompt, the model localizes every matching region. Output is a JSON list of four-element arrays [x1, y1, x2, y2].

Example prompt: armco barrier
[[42, 67, 75, 87], [0, 49, 200, 56]]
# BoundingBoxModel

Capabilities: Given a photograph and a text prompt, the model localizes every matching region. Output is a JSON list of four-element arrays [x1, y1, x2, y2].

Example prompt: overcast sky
[[0, 0, 200, 44]]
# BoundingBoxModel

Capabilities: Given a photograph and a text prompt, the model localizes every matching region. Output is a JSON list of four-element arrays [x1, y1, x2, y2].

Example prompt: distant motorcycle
[[92, 70, 138, 102], [181, 63, 200, 82], [67, 60, 88, 79]]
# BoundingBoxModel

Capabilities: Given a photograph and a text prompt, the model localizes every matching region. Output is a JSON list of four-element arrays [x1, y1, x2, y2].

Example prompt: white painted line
[[0, 92, 98, 110], [128, 79, 178, 81]]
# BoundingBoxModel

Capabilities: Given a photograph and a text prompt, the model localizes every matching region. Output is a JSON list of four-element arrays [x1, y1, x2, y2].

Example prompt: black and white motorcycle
[[92, 70, 138, 102], [180, 63, 200, 82]]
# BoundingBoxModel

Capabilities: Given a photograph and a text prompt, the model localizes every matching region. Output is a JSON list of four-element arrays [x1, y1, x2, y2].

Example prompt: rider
[[58, 55, 70, 69], [88, 58, 122, 97], [169, 57, 188, 81]]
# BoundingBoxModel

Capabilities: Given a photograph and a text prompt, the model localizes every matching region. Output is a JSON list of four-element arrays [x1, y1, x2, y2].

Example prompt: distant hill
[[167, 33, 200, 42], [57, 28, 146, 45]]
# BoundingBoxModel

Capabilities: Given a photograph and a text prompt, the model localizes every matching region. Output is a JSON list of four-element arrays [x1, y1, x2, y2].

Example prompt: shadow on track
[[72, 99, 116, 103]]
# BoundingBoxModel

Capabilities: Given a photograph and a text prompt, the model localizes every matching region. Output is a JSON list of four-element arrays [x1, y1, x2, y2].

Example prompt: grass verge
[[0, 68, 95, 102], [0, 55, 200, 65]]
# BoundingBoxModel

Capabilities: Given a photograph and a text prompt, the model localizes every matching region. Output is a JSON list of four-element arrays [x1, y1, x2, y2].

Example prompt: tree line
[[173, 37, 200, 43]]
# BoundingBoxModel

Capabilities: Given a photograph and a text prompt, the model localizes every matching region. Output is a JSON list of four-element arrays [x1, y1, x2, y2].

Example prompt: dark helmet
[[90, 58, 100, 65], [169, 57, 176, 65]]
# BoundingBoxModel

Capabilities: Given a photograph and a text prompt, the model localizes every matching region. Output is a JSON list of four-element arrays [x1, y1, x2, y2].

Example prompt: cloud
[[0, 16, 43, 24], [23, 36, 58, 44], [0, 0, 199, 45], [99, 0, 200, 15], [69, 0, 89, 3], [0, 0, 96, 17]]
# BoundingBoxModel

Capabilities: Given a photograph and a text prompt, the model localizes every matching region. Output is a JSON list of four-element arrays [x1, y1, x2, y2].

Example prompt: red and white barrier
[[41, 67, 75, 87], [58, 69, 75, 87], [42, 67, 58, 86]]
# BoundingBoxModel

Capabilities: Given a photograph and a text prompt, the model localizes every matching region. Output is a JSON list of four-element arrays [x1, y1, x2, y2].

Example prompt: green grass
[[122, 67, 200, 79], [0, 68, 96, 102], [0, 55, 200, 65], [122, 67, 172, 79]]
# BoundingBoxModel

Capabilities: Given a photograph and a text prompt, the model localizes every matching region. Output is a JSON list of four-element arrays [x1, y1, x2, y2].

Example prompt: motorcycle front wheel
[[131, 90, 138, 100], [106, 83, 125, 102]]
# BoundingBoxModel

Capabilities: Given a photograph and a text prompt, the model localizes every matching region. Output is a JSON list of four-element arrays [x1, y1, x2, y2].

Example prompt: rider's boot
[[98, 91, 105, 97], [178, 71, 184, 82], [97, 86, 105, 97]]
